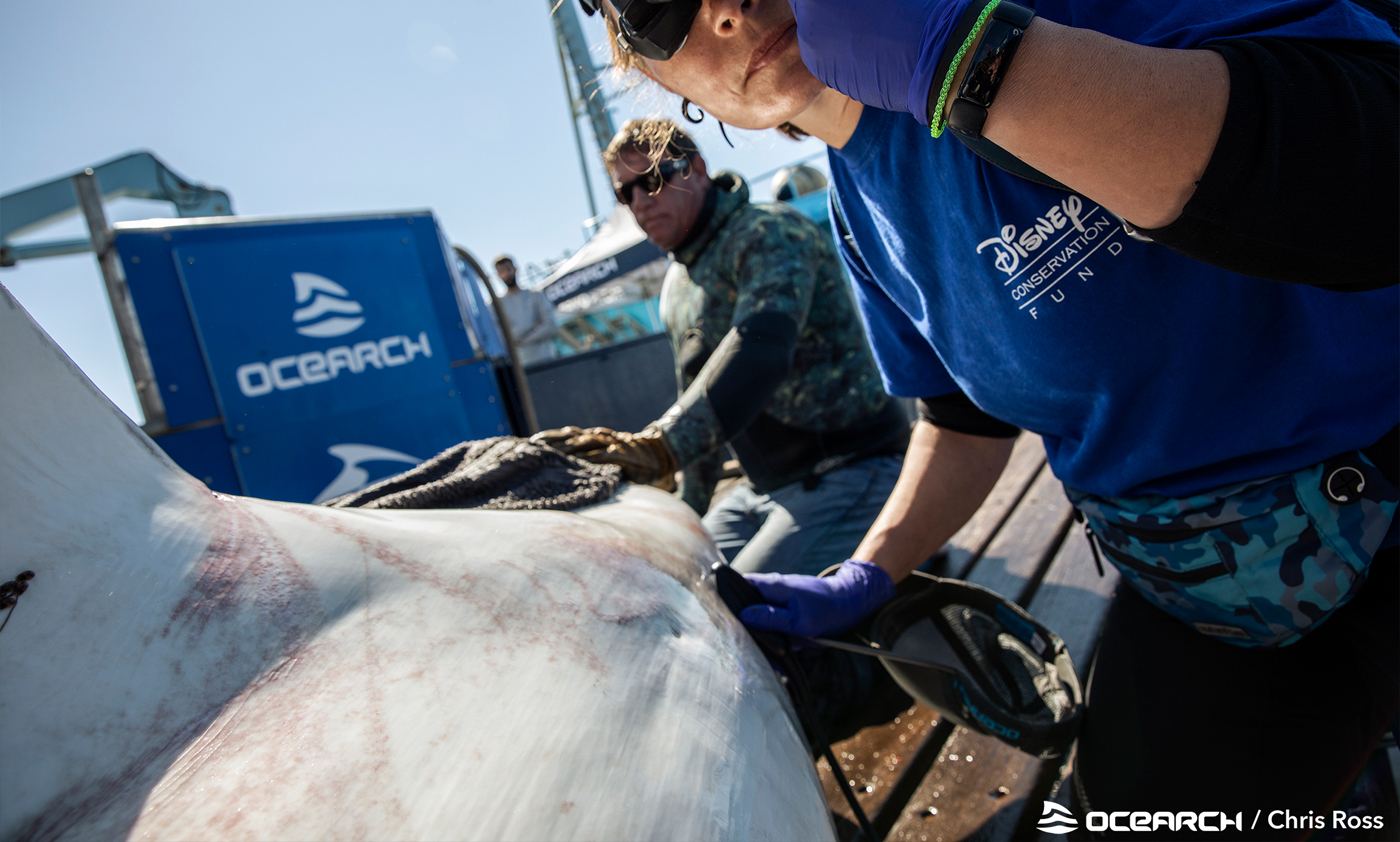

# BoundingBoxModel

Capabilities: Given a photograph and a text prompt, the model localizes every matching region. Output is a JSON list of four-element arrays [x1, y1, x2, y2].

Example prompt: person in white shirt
[[492, 255, 559, 366]]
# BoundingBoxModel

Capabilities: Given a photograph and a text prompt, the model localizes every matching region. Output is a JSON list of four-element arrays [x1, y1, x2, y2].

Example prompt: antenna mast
[[549, 1, 617, 225]]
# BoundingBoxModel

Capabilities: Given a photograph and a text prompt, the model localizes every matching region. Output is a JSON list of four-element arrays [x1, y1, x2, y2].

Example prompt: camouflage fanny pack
[[1066, 452, 1398, 648]]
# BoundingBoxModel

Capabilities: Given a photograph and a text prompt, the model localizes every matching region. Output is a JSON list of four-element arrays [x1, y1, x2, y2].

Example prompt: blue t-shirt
[[827, 0, 1399, 498]]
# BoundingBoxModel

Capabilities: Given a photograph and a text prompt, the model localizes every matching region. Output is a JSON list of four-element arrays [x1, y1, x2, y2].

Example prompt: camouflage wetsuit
[[651, 172, 906, 514]]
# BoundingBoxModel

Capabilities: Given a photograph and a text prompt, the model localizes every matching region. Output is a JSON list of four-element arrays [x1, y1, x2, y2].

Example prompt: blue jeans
[[702, 454, 903, 577]]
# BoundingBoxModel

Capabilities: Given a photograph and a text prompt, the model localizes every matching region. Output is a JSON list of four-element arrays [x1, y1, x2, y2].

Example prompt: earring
[[680, 99, 735, 148]]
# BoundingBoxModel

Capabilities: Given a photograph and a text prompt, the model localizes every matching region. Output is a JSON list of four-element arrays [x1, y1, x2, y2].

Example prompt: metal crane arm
[[0, 150, 232, 266]]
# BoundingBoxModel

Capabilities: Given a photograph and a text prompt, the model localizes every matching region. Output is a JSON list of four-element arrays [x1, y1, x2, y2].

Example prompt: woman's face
[[629, 0, 826, 130]]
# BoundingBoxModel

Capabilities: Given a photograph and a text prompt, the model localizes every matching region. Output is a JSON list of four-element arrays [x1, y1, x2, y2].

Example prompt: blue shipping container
[[114, 211, 511, 503]]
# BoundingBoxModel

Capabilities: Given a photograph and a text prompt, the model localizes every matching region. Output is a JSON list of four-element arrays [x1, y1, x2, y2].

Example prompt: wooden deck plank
[[884, 726, 1038, 842], [1024, 528, 1120, 684], [940, 434, 1047, 577], [964, 466, 1074, 604], [817, 705, 944, 837]]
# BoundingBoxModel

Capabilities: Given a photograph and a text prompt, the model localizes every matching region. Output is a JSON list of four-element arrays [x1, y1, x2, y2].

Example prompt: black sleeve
[[1364, 424, 1399, 486], [701, 311, 800, 440], [917, 391, 1020, 438], [1142, 37, 1398, 290]]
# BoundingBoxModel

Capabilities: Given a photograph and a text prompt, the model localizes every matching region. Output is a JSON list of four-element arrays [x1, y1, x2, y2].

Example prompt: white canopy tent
[[540, 204, 666, 307]]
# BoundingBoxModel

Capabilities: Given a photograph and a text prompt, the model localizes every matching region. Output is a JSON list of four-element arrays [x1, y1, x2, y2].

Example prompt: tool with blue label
[[711, 562, 1083, 759]]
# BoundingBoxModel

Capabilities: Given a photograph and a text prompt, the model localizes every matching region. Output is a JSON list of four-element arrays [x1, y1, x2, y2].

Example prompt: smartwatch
[[944, 1, 1036, 140]]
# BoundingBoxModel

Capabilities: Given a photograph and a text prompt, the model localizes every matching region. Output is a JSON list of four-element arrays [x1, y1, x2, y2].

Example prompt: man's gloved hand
[[791, 0, 975, 126], [531, 425, 680, 489], [738, 560, 897, 639]]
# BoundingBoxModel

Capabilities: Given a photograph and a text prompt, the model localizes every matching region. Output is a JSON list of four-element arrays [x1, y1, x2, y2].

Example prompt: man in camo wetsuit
[[536, 118, 910, 582], [535, 119, 912, 739]]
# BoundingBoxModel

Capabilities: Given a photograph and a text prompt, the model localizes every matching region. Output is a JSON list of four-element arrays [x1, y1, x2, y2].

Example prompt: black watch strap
[[936, 1, 1036, 140]]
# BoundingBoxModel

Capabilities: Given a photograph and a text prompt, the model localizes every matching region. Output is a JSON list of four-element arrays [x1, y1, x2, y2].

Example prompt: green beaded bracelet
[[931, 0, 1001, 139]]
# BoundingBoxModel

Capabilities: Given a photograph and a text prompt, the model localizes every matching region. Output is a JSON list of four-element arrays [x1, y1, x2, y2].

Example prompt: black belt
[[1362, 424, 1399, 486], [729, 400, 912, 493]]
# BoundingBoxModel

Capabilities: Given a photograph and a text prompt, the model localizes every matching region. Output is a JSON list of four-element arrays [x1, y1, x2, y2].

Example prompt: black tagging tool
[[710, 561, 765, 615], [709, 562, 791, 655], [706, 562, 879, 841]]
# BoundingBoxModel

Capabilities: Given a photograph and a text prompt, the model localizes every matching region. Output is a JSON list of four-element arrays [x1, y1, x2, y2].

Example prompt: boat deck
[[811, 433, 1118, 841]]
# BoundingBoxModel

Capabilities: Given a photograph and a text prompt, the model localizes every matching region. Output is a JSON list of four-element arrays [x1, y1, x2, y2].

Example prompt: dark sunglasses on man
[[613, 157, 693, 205]]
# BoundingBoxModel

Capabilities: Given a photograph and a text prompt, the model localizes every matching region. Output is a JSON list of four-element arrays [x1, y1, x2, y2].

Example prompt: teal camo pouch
[[1066, 452, 1398, 648]]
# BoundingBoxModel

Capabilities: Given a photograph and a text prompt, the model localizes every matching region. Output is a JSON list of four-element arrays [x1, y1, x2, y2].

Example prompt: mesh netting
[[323, 437, 622, 512]]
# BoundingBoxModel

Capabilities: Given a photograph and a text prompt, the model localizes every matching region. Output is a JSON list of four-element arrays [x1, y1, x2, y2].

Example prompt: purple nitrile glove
[[790, 0, 976, 126], [738, 559, 897, 639]]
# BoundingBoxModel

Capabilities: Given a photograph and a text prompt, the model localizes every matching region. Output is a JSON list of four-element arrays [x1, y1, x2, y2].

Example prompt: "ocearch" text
[[235, 332, 432, 397]]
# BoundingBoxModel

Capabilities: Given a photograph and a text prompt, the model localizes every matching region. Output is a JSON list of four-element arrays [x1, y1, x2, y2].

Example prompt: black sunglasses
[[613, 157, 692, 205], [578, 0, 701, 61]]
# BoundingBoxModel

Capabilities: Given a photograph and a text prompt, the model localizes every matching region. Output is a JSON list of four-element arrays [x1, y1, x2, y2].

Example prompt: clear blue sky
[[1, 0, 827, 422]]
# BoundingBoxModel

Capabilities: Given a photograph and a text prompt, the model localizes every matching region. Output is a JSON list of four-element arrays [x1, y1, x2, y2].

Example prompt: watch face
[[959, 18, 1027, 108]]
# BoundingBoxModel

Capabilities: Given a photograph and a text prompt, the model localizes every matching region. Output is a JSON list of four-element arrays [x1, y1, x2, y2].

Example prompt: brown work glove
[[531, 425, 680, 490]]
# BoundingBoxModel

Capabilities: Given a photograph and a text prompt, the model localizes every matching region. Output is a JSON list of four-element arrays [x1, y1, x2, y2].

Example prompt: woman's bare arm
[[979, 19, 1230, 229], [855, 421, 1016, 583]]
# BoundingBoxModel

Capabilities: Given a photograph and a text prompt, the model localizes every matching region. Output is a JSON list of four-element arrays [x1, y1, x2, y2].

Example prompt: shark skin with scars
[[0, 284, 834, 842]]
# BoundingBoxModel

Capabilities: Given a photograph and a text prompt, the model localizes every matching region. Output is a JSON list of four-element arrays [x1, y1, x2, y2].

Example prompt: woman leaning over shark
[[567, 0, 1400, 827]]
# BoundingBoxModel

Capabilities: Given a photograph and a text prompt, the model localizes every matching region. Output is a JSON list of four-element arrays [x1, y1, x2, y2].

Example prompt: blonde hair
[[603, 117, 700, 171], [602, 10, 647, 75]]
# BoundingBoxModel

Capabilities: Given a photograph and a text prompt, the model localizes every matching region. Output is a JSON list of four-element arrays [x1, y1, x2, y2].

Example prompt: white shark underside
[[0, 286, 834, 841]]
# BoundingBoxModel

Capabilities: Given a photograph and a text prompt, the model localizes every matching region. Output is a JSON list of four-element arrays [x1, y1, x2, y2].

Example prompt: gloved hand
[[531, 425, 680, 489], [791, 0, 976, 126], [738, 559, 897, 639]]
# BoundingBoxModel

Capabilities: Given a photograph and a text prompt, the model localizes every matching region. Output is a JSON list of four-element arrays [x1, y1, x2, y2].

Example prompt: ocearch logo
[[311, 443, 421, 504], [1039, 803, 1245, 833], [293, 272, 364, 337], [545, 255, 619, 303], [1037, 802, 1077, 835], [232, 271, 435, 399]]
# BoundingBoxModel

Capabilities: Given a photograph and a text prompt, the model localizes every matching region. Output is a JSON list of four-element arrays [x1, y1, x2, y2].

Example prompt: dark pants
[[1073, 548, 1399, 839]]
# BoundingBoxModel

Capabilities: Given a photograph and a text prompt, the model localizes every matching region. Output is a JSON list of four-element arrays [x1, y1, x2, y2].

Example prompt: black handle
[[710, 561, 767, 616]]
